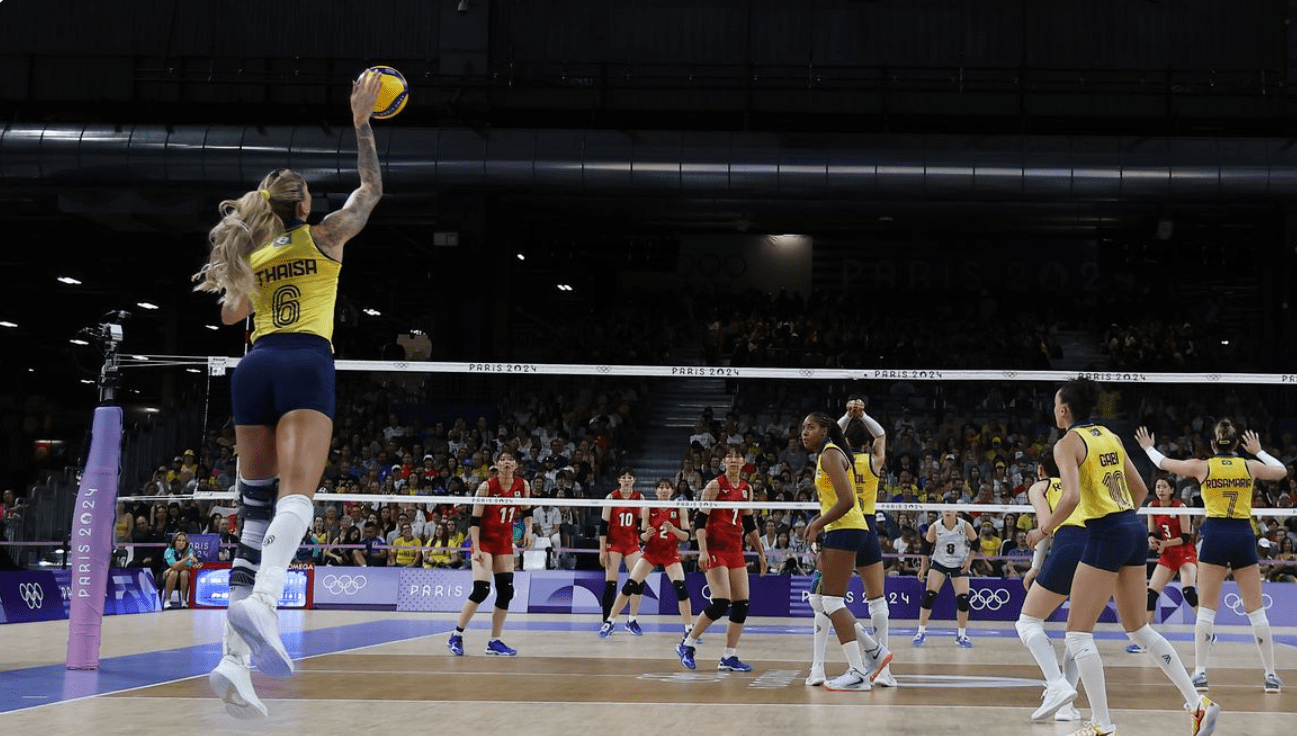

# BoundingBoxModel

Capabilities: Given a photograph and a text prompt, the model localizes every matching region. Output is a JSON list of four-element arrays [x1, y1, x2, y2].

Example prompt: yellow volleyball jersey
[[249, 225, 341, 344], [1202, 455, 1253, 519], [852, 453, 879, 531], [1070, 423, 1134, 523], [1043, 477, 1086, 529], [814, 442, 869, 532]]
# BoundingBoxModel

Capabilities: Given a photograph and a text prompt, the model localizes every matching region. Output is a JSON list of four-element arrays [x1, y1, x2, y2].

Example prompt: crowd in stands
[[100, 376, 1297, 593]]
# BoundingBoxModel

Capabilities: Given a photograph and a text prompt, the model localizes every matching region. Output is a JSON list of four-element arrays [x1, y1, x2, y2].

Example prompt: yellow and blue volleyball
[[362, 66, 408, 120]]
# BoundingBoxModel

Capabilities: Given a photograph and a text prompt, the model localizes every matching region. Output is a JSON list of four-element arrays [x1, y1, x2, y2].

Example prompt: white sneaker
[[862, 642, 894, 681], [874, 665, 898, 687], [228, 595, 294, 679], [1032, 680, 1078, 721], [208, 656, 268, 719], [805, 665, 826, 686], [823, 668, 872, 692], [1055, 704, 1083, 722]]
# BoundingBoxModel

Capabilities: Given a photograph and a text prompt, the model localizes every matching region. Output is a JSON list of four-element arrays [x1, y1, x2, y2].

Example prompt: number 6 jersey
[[250, 223, 341, 346]]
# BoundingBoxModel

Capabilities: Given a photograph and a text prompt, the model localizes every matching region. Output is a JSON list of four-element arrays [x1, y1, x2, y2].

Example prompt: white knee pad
[[1015, 614, 1045, 646], [808, 594, 825, 614], [821, 595, 847, 617], [1065, 631, 1098, 660], [867, 595, 890, 618]]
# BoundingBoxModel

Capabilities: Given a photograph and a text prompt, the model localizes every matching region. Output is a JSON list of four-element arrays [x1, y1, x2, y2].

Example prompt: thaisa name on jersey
[[256, 258, 318, 286]]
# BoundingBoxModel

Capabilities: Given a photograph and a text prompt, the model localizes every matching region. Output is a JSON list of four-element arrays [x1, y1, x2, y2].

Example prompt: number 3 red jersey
[[1151, 498, 1186, 541], [480, 475, 526, 545]]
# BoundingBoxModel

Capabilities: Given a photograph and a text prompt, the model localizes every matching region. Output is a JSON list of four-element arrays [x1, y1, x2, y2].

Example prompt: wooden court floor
[[1, 610, 1293, 735]]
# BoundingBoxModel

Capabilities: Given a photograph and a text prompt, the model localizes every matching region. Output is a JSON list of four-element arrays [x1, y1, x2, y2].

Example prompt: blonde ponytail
[[193, 169, 306, 305]]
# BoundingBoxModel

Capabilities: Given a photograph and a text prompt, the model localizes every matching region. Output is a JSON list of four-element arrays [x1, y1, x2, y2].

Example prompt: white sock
[[684, 636, 699, 647], [867, 595, 890, 648], [1248, 609, 1276, 675], [813, 612, 831, 668], [250, 494, 314, 604], [1062, 643, 1079, 689], [1194, 607, 1216, 676], [842, 640, 866, 673], [958, 627, 967, 639], [722, 647, 737, 658], [1066, 631, 1112, 728], [1016, 615, 1063, 684], [1128, 624, 1198, 705], [917, 625, 927, 635]]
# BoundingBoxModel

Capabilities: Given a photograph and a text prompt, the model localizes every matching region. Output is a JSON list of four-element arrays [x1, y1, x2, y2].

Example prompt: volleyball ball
[[361, 66, 408, 120]]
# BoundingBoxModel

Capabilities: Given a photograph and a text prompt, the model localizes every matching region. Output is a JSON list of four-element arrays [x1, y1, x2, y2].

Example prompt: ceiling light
[[80, 379, 94, 385], [70, 338, 90, 346], [205, 324, 220, 331], [131, 355, 150, 361], [57, 276, 82, 285], [0, 321, 16, 328], [516, 253, 525, 261], [363, 308, 381, 316], [137, 302, 160, 310]]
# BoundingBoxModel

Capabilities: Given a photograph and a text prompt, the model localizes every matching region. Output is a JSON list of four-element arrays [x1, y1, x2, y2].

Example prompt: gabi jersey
[[1069, 423, 1134, 523], [1202, 455, 1254, 519], [250, 224, 341, 345], [813, 442, 869, 533], [1043, 477, 1087, 530], [852, 452, 880, 531]]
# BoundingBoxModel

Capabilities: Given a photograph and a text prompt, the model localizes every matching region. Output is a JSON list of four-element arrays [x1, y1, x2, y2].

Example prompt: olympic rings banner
[[0, 571, 65, 624]]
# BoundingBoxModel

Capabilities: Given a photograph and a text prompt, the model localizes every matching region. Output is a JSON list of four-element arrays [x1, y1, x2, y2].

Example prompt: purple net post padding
[[65, 405, 122, 670]]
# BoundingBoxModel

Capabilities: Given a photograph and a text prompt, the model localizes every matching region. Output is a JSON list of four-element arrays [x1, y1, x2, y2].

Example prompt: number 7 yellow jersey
[[1202, 456, 1253, 519], [1070, 423, 1133, 523], [250, 224, 341, 345]]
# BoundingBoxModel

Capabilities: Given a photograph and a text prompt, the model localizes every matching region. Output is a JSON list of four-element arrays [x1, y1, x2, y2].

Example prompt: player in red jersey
[[600, 468, 646, 634], [1127, 474, 1200, 652], [447, 448, 531, 657], [675, 445, 768, 672], [601, 478, 695, 639]]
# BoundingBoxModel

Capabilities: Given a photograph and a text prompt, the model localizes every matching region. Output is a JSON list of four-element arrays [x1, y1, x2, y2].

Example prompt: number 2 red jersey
[[1151, 499, 1187, 542], [480, 475, 526, 546], [643, 506, 685, 564], [706, 475, 748, 551]]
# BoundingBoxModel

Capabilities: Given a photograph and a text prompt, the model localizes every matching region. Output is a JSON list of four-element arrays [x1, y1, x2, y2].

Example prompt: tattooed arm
[[314, 71, 384, 261]]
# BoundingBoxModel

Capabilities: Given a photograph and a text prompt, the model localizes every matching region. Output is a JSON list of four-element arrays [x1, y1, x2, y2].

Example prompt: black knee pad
[[729, 599, 750, 624], [956, 593, 971, 612], [468, 579, 492, 604], [234, 542, 262, 567], [237, 478, 277, 522], [921, 589, 938, 610], [671, 579, 689, 602], [703, 597, 731, 621], [1147, 587, 1160, 612], [621, 579, 645, 597], [229, 566, 256, 590], [1182, 586, 1198, 609], [494, 572, 515, 610]]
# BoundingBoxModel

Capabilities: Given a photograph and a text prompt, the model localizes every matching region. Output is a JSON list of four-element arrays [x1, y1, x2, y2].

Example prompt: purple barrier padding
[[397, 568, 533, 612], [187, 534, 222, 563], [50, 568, 161, 617], [0, 571, 64, 624], [312, 567, 400, 608], [66, 406, 122, 669]]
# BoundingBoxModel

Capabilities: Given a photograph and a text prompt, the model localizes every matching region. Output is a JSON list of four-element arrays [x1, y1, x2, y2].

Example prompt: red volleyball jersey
[[644, 506, 685, 560], [606, 490, 643, 548], [480, 475, 526, 543], [1151, 499, 1187, 542], [706, 475, 748, 550]]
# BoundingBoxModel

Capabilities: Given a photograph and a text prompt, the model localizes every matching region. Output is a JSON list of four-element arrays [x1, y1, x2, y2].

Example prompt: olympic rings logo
[[19, 582, 45, 609], [967, 588, 1011, 611], [597, 365, 611, 374], [322, 574, 367, 596], [1223, 592, 1272, 615]]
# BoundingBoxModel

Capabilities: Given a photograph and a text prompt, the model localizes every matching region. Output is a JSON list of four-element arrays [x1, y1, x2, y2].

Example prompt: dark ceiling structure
[[1, 0, 1295, 415]]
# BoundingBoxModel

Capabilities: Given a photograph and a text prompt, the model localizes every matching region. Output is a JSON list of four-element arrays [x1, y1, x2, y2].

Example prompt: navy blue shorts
[[823, 527, 869, 552], [1080, 510, 1146, 572], [1197, 518, 1259, 569], [231, 333, 335, 426], [855, 528, 884, 567], [1036, 525, 1086, 596], [930, 560, 966, 578]]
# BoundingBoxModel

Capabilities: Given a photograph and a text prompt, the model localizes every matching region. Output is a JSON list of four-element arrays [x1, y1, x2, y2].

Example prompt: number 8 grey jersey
[[931, 518, 971, 568]]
